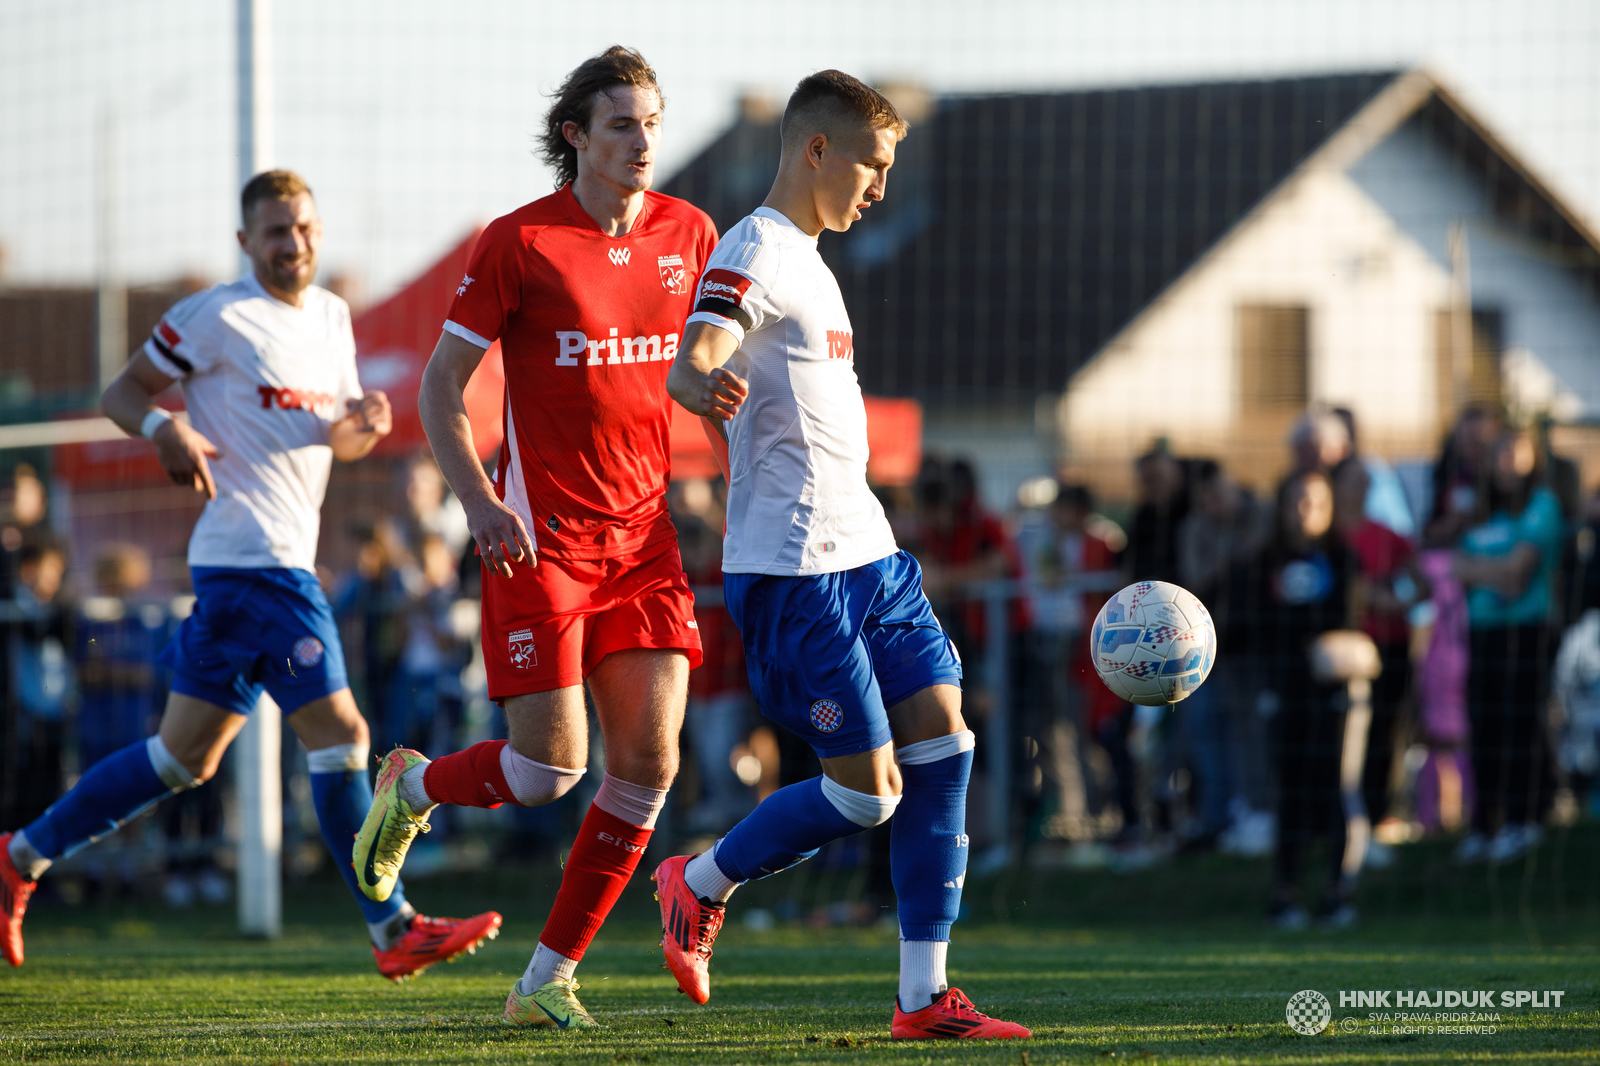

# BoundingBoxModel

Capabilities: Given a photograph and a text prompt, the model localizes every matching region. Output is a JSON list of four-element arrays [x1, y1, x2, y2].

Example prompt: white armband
[[140, 408, 174, 440]]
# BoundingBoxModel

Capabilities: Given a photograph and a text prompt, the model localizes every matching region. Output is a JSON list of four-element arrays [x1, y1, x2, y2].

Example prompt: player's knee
[[500, 744, 586, 806], [821, 775, 901, 828], [147, 736, 206, 790]]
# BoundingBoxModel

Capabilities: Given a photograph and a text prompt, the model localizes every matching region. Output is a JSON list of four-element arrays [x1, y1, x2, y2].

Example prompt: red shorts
[[480, 538, 703, 700]]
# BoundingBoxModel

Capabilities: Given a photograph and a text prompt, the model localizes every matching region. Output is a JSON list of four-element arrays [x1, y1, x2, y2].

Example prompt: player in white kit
[[654, 72, 1030, 1039], [0, 171, 500, 979]]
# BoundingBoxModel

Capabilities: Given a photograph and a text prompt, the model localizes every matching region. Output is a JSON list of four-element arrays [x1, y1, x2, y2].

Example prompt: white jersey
[[143, 275, 362, 571], [686, 207, 897, 576]]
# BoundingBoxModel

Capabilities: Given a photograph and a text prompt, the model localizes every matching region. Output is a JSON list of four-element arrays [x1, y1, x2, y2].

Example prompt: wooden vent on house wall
[[1237, 304, 1310, 411]]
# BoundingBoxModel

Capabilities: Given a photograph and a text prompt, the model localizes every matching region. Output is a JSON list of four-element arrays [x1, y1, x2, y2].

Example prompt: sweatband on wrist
[[140, 408, 174, 440]]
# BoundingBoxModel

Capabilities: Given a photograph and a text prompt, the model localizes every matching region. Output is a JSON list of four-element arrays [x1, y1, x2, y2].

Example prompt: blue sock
[[714, 776, 863, 882], [23, 740, 173, 860], [891, 749, 972, 940], [311, 770, 404, 924]]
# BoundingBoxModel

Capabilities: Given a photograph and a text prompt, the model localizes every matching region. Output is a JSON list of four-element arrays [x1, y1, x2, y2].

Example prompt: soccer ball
[[1089, 580, 1217, 706]]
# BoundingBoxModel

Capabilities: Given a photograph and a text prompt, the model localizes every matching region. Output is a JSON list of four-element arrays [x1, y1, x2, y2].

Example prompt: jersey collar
[[558, 182, 653, 240], [752, 206, 816, 243]]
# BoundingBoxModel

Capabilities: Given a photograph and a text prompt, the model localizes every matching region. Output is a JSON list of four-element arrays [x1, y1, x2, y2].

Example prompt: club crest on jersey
[[456, 274, 474, 296], [292, 636, 324, 668], [658, 254, 686, 294], [810, 699, 844, 733], [508, 629, 537, 668], [607, 247, 631, 266]]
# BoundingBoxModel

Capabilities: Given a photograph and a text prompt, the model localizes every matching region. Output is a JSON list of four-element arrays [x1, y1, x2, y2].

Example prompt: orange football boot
[[652, 854, 725, 1004], [0, 833, 37, 967], [892, 988, 1033, 1039], [372, 910, 502, 982]]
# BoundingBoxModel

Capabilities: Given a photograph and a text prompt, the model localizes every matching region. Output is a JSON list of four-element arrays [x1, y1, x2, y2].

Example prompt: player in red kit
[[352, 47, 715, 1029]]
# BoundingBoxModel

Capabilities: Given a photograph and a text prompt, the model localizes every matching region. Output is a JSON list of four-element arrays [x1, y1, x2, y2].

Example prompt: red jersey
[[1345, 519, 1415, 645], [445, 185, 717, 560]]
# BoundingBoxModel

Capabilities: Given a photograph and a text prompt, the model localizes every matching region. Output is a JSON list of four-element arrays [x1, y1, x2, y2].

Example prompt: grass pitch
[[3, 825, 1598, 1064]]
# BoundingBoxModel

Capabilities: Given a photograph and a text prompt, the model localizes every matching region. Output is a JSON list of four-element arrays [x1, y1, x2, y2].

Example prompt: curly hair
[[539, 46, 662, 189]]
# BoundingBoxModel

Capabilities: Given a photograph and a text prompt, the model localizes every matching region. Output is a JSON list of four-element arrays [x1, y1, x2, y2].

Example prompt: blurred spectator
[[392, 533, 473, 757], [1452, 430, 1563, 864], [400, 453, 471, 559], [1017, 484, 1123, 842], [74, 545, 167, 770], [1424, 405, 1501, 549], [334, 520, 412, 751], [1, 463, 50, 589], [1123, 445, 1189, 584], [672, 478, 758, 834], [1330, 458, 1429, 859], [914, 458, 1025, 660], [1250, 470, 1359, 928], [1331, 406, 1415, 537], [4, 541, 70, 830], [1287, 410, 1352, 476], [1175, 461, 1271, 846], [1413, 547, 1474, 834]]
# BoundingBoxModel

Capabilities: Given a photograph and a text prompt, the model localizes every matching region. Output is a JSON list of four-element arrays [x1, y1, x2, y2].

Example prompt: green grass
[[3, 825, 1599, 1064]]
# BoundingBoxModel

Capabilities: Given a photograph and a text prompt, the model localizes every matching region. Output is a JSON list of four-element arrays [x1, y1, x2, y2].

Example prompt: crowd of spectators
[[5, 402, 1600, 927]]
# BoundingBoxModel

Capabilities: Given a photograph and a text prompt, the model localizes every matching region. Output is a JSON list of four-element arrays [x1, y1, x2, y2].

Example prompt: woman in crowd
[[1247, 470, 1359, 928], [1330, 458, 1429, 855], [1452, 430, 1564, 864]]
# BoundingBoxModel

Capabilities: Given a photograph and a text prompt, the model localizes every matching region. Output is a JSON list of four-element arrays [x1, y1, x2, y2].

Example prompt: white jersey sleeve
[[683, 231, 784, 345], [145, 288, 228, 378]]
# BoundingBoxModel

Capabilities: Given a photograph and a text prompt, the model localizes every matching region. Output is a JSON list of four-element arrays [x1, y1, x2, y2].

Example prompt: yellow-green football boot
[[503, 978, 599, 1029], [353, 748, 431, 902]]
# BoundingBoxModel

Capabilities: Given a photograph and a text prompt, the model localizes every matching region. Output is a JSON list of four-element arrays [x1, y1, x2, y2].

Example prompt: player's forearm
[[668, 321, 744, 417], [418, 352, 497, 509], [100, 363, 165, 437]]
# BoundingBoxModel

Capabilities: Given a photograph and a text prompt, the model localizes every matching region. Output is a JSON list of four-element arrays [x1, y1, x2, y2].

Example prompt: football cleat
[[353, 748, 432, 902], [652, 854, 724, 1005], [892, 988, 1033, 1040], [502, 977, 599, 1029], [371, 910, 502, 982], [0, 834, 38, 967]]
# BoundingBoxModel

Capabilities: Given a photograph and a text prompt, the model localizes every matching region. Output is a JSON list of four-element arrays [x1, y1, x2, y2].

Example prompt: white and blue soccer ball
[[1089, 580, 1217, 706]]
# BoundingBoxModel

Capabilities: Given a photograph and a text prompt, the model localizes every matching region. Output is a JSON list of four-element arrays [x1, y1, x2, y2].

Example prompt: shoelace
[[937, 989, 987, 1019], [693, 906, 725, 959]]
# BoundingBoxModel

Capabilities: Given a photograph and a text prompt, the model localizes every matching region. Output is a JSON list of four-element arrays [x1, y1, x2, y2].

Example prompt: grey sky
[[1, 0, 1595, 300]]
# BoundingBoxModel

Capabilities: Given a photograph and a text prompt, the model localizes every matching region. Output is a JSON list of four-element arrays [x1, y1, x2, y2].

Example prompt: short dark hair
[[1055, 484, 1094, 512], [539, 46, 662, 190], [781, 70, 908, 149], [241, 169, 312, 227]]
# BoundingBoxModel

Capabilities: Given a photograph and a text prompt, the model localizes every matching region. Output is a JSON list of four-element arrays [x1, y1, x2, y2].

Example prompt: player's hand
[[151, 418, 223, 499], [347, 390, 392, 437], [464, 494, 537, 578], [698, 366, 748, 421]]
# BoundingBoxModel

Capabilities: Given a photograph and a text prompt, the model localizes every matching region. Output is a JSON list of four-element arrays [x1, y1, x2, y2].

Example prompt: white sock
[[520, 941, 578, 993], [899, 939, 949, 1011], [592, 773, 668, 829], [398, 763, 437, 814], [369, 901, 418, 950], [7, 831, 50, 881], [683, 840, 740, 903]]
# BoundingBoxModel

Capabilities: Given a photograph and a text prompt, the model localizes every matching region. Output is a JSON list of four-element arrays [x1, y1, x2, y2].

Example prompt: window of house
[[1237, 305, 1310, 411], [1435, 307, 1505, 413]]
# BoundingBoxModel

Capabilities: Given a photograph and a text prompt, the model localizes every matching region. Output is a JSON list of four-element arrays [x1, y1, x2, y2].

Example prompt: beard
[[262, 252, 316, 294]]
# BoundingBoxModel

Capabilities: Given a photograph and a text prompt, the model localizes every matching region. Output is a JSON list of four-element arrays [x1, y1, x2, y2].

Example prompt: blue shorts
[[162, 566, 348, 717], [724, 550, 962, 758]]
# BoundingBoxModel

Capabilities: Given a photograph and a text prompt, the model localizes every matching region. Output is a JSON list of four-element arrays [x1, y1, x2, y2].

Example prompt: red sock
[[421, 740, 512, 808], [538, 803, 653, 960]]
